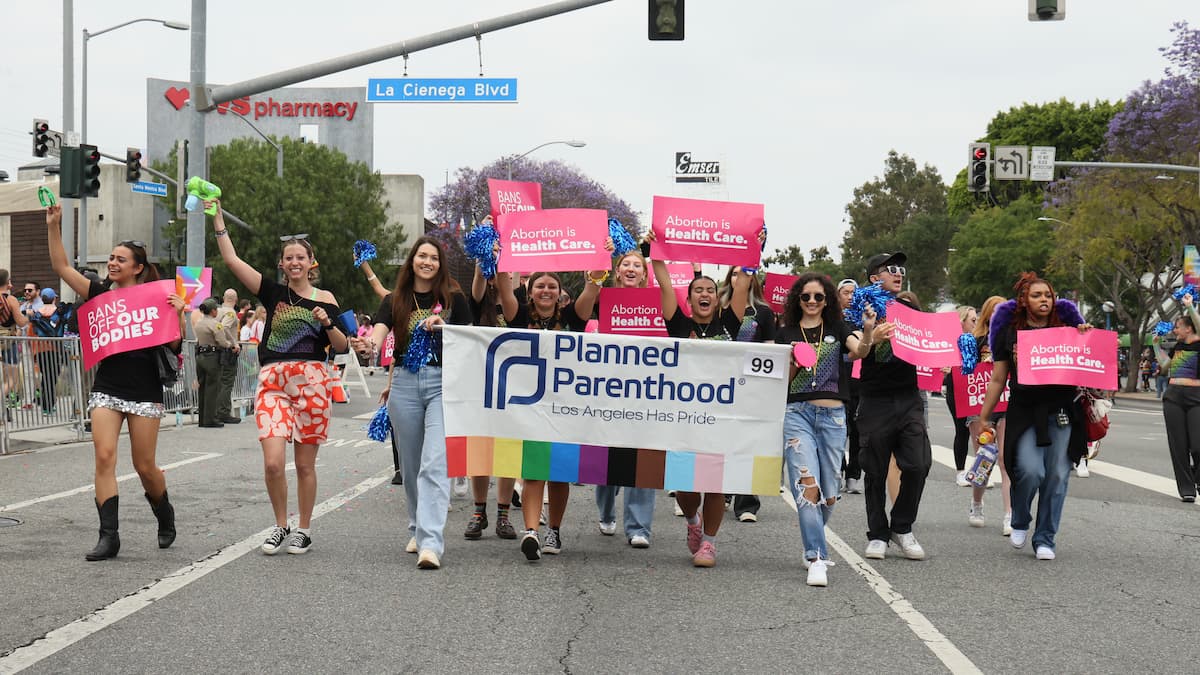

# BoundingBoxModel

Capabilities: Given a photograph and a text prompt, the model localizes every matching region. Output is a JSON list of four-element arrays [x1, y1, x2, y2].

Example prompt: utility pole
[[61, 0, 75, 298], [185, 0, 207, 268]]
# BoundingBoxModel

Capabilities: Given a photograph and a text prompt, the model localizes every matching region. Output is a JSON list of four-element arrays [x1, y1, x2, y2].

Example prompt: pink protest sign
[[599, 288, 667, 337], [648, 262, 695, 289], [497, 209, 611, 273], [887, 302, 963, 368], [916, 365, 941, 392], [763, 272, 799, 314], [487, 179, 541, 223], [952, 364, 1010, 417], [78, 280, 180, 370], [584, 319, 599, 334], [174, 266, 212, 310], [650, 196, 764, 267], [1016, 327, 1118, 389], [379, 330, 396, 367]]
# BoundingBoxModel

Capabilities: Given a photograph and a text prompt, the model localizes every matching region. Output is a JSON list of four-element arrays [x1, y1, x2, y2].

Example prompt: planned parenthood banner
[[496, 208, 610, 273], [1016, 327, 1119, 389], [442, 326, 788, 495], [78, 280, 181, 369], [650, 196, 764, 267]]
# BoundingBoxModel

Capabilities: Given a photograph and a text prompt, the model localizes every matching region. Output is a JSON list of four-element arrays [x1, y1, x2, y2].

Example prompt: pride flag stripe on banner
[[447, 435, 783, 495]]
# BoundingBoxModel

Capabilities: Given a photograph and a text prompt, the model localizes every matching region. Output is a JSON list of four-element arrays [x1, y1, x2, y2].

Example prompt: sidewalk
[[1113, 389, 1161, 407]]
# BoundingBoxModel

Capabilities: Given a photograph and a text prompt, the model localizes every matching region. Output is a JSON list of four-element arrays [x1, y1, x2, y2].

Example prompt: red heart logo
[[164, 86, 190, 110]]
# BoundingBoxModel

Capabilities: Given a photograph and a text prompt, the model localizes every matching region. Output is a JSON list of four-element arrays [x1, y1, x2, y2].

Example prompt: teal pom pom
[[608, 218, 638, 258], [401, 324, 435, 373], [843, 282, 891, 327], [1174, 284, 1198, 302], [1155, 321, 1174, 336], [464, 223, 500, 279], [958, 333, 979, 374], [367, 405, 390, 441], [353, 240, 377, 268]]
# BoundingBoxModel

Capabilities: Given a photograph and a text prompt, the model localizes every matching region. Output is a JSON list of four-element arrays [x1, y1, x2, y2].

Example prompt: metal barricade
[[0, 335, 87, 454]]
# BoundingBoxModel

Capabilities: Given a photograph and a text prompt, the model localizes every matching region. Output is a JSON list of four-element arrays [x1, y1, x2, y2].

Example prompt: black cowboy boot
[[85, 495, 120, 561], [145, 490, 176, 549]]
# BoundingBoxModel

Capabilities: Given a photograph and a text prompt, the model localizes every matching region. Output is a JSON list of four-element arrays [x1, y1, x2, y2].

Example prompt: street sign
[[366, 78, 518, 103], [994, 146, 1029, 180], [1030, 146, 1057, 181], [131, 181, 168, 197]]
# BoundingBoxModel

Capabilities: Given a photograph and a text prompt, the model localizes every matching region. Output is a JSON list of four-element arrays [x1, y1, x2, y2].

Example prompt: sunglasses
[[119, 240, 146, 249], [881, 265, 906, 276], [837, 279, 857, 289], [279, 234, 310, 242], [23, 288, 36, 293], [800, 292, 826, 303]]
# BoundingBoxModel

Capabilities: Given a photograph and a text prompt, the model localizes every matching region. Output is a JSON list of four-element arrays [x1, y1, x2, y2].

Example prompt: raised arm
[[495, 266, 520, 324], [46, 205, 91, 300], [651, 258, 678, 319], [208, 200, 262, 295], [844, 307, 879, 359], [360, 260, 389, 299], [726, 267, 751, 322]]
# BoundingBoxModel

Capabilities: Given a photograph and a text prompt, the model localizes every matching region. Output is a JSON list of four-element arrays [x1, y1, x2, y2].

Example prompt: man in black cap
[[855, 251, 931, 561]]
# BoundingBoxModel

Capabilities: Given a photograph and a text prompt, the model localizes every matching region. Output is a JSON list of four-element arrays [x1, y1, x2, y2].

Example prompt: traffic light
[[125, 147, 142, 183], [32, 119, 50, 157], [80, 144, 101, 197], [968, 143, 990, 193], [648, 0, 684, 40], [1028, 0, 1065, 21]]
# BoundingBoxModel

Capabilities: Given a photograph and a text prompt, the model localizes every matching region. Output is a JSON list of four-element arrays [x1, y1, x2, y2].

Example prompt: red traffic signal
[[125, 147, 142, 183], [972, 147, 987, 161], [32, 119, 50, 158], [967, 142, 990, 193], [80, 144, 101, 197]]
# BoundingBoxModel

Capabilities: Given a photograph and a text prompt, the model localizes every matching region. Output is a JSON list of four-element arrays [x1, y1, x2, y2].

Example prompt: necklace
[[533, 311, 556, 331], [801, 322, 824, 378], [694, 319, 713, 338], [286, 285, 315, 307]]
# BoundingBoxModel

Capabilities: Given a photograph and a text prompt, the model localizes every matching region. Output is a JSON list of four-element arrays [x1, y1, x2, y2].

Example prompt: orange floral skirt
[[255, 360, 331, 444]]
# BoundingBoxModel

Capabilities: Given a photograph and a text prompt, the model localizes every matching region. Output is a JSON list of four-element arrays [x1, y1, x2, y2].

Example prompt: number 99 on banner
[[743, 352, 783, 379]]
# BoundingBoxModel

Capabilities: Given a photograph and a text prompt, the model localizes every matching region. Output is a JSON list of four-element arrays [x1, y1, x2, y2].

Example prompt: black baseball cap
[[866, 252, 907, 276]]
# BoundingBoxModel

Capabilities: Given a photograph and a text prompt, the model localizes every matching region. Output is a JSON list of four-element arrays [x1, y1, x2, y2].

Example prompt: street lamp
[[506, 140, 586, 180], [81, 17, 189, 269]]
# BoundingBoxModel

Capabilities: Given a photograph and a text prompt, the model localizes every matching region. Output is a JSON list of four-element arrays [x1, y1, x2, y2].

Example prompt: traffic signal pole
[[61, 0, 76, 294], [185, 0, 207, 268]]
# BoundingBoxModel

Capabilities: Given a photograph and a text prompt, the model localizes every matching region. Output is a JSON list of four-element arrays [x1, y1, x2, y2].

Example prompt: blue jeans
[[388, 367, 450, 555], [595, 485, 655, 539], [1010, 419, 1072, 551], [783, 401, 847, 561]]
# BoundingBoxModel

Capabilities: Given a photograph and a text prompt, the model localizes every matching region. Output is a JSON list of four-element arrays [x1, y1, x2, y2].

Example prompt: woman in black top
[[46, 204, 186, 561]]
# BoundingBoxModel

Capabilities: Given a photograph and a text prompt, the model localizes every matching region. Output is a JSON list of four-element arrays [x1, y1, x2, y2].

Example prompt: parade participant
[[719, 265, 777, 522], [356, 255, 404, 486], [857, 253, 932, 561], [0, 269, 30, 407], [351, 236, 472, 569], [595, 250, 657, 548], [194, 299, 233, 428], [648, 232, 752, 567], [496, 261, 604, 561], [778, 273, 877, 586], [967, 296, 1012, 532], [979, 273, 1092, 560], [209, 201, 349, 557], [837, 279, 864, 494], [946, 306, 978, 487], [46, 204, 185, 560], [1157, 292, 1200, 502]]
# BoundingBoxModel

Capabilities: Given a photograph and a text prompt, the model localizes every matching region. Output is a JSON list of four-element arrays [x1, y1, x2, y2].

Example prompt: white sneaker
[[1001, 512, 1013, 536], [598, 521, 617, 536], [890, 532, 926, 560], [807, 559, 831, 587], [738, 512, 758, 523], [1035, 546, 1056, 561], [955, 470, 970, 487], [864, 539, 887, 559], [845, 478, 863, 494], [629, 534, 650, 548], [1010, 528, 1028, 549], [1075, 460, 1090, 478], [968, 502, 985, 528], [417, 549, 441, 569], [452, 476, 469, 497], [405, 536, 418, 554]]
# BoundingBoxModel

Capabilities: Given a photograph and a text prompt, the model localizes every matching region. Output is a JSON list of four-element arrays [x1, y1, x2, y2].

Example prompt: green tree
[[762, 244, 806, 273], [156, 138, 404, 314], [946, 196, 1062, 307], [804, 245, 845, 281], [894, 212, 958, 303]]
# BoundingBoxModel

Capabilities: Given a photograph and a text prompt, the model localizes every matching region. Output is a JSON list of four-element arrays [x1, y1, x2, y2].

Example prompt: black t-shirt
[[858, 297, 918, 396], [665, 306, 742, 341], [510, 301, 589, 332], [992, 323, 1077, 407], [255, 277, 342, 366], [468, 296, 507, 329], [778, 321, 853, 402], [87, 280, 167, 404], [732, 303, 777, 343], [374, 290, 472, 367]]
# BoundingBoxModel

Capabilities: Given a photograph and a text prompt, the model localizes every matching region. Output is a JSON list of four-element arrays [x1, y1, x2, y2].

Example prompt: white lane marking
[[0, 453, 223, 513], [0, 467, 393, 673], [1110, 407, 1160, 417], [780, 489, 982, 675]]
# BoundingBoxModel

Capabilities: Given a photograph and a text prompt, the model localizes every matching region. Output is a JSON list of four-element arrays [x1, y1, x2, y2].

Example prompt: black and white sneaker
[[286, 530, 313, 555], [521, 529, 541, 561], [544, 527, 563, 555], [261, 526, 290, 555]]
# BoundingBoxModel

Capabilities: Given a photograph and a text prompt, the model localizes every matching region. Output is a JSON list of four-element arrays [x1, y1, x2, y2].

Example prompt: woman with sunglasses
[[777, 273, 876, 586], [209, 206, 349, 557], [46, 205, 186, 560]]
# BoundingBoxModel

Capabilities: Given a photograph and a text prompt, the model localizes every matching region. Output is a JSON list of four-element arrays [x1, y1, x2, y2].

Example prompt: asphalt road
[[0, 387, 1194, 674]]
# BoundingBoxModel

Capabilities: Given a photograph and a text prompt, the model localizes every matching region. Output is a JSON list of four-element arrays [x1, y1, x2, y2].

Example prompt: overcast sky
[[1, 1, 1196, 266]]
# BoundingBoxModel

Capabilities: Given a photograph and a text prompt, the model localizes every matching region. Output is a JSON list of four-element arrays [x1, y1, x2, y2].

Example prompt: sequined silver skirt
[[87, 392, 166, 419]]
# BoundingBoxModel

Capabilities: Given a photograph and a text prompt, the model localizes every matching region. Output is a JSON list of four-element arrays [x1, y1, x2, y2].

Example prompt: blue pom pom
[[1174, 284, 1199, 302], [353, 240, 377, 268], [842, 282, 891, 328], [958, 333, 979, 374], [608, 218, 639, 258], [1154, 321, 1174, 337], [464, 223, 500, 279], [367, 404, 391, 442], [401, 324, 435, 373]]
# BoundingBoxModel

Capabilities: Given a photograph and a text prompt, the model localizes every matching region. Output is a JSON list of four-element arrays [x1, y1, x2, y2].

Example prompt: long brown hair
[[524, 272, 563, 328], [391, 236, 460, 347], [113, 241, 159, 285], [974, 295, 1006, 340], [1012, 272, 1062, 330]]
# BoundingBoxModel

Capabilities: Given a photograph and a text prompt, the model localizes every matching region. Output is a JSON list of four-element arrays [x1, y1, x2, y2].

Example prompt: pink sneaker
[[686, 520, 703, 554], [692, 540, 716, 567]]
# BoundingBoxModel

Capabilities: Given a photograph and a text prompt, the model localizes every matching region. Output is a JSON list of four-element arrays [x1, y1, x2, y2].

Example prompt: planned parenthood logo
[[484, 332, 546, 409]]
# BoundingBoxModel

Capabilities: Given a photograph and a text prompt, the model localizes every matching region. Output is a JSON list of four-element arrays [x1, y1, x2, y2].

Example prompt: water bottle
[[965, 429, 998, 488]]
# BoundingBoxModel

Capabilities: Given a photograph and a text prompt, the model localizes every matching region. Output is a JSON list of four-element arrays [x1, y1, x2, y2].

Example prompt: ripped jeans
[[783, 401, 847, 562]]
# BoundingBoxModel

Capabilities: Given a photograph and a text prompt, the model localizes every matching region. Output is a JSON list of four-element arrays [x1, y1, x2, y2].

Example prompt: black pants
[[1162, 384, 1200, 498], [36, 350, 62, 413], [857, 391, 932, 540], [217, 348, 237, 419], [944, 384, 970, 470], [844, 393, 862, 480], [196, 351, 222, 426]]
